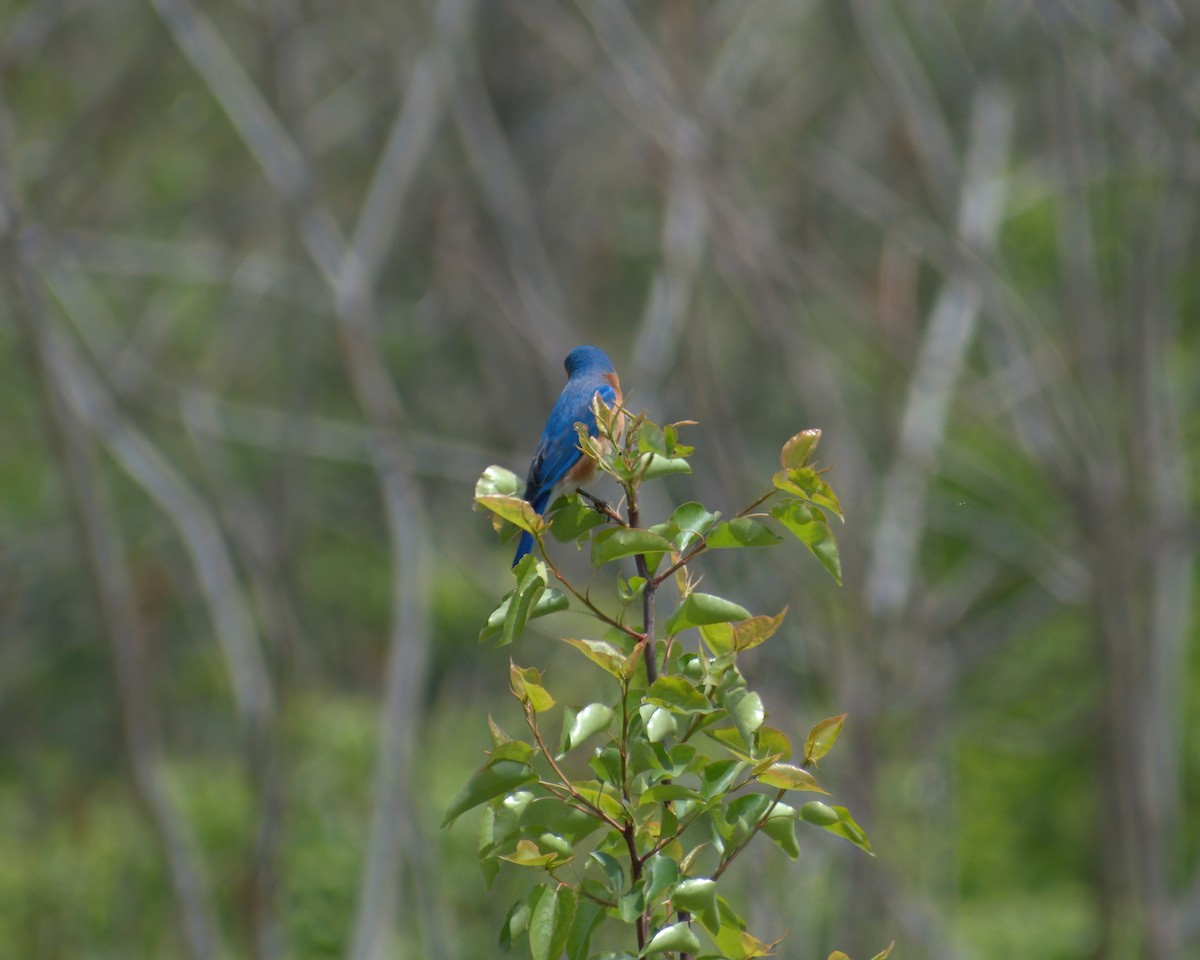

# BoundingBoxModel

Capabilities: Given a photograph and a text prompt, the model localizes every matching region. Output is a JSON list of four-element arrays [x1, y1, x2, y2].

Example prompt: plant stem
[[627, 491, 658, 684], [527, 707, 624, 832], [626, 487, 692, 955], [577, 488, 627, 526], [623, 820, 646, 951], [540, 547, 642, 640], [735, 487, 778, 518]]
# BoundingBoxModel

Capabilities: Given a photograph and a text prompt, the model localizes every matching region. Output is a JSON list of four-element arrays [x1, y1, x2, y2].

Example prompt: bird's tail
[[512, 530, 536, 567], [511, 489, 553, 567]]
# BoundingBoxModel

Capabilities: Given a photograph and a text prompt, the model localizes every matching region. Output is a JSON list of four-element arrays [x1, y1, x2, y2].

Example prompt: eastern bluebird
[[513, 346, 622, 566]]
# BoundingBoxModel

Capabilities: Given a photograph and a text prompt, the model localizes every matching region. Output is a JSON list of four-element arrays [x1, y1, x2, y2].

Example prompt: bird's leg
[[577, 488, 626, 526]]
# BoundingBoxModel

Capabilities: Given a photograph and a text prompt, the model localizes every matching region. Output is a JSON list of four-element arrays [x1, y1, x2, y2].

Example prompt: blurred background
[[1, 1, 1197, 958]]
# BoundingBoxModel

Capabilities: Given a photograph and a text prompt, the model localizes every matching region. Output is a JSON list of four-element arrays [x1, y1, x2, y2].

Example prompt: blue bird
[[513, 346, 622, 566]]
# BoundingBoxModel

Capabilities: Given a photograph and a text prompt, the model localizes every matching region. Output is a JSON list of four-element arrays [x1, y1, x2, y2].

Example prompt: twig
[[527, 711, 624, 833], [540, 548, 643, 641]]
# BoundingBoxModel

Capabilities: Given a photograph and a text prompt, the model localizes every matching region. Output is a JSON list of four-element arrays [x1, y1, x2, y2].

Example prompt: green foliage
[[460, 404, 872, 958]]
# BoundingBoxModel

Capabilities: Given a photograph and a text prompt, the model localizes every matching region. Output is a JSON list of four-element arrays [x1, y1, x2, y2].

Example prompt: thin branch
[[526, 716, 626, 833], [541, 547, 642, 640]]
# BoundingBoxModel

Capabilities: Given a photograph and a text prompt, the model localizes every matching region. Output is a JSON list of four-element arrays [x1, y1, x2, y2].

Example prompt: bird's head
[[564, 345, 615, 376]]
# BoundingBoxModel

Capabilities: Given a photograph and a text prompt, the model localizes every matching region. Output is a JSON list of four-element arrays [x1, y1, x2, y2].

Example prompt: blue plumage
[[513, 346, 622, 566]]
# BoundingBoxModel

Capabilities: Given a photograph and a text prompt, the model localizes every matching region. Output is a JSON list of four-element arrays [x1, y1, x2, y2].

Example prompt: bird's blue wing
[[524, 378, 617, 508]]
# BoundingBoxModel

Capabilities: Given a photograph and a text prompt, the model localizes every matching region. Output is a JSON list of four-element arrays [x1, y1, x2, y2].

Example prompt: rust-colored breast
[[563, 451, 599, 487], [603, 371, 623, 407]]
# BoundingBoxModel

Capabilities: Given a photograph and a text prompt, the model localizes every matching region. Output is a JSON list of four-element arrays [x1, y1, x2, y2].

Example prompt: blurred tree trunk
[[1050, 31, 1192, 956]]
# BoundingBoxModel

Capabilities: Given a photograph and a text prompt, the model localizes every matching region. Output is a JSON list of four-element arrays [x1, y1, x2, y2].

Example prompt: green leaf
[[499, 887, 540, 949], [638, 420, 667, 455], [671, 878, 719, 935], [756, 763, 829, 794], [536, 833, 575, 862], [769, 500, 842, 584], [700, 610, 786, 659], [763, 808, 801, 859], [697, 622, 734, 654], [566, 900, 606, 960], [574, 781, 626, 821], [799, 800, 839, 826], [591, 527, 676, 567], [801, 802, 874, 855], [498, 838, 560, 868], [443, 758, 538, 826], [707, 517, 783, 549], [646, 675, 710, 714], [718, 683, 764, 747], [644, 706, 678, 743], [638, 453, 693, 480], [617, 882, 645, 924], [711, 896, 777, 958], [476, 493, 544, 535], [803, 714, 847, 765], [643, 921, 701, 956], [493, 557, 550, 646], [755, 726, 793, 763], [559, 637, 627, 678], [665, 593, 752, 636], [700, 759, 747, 800], [520, 798, 606, 845], [476, 464, 523, 497], [644, 854, 680, 901], [808, 477, 843, 519], [773, 465, 844, 520], [870, 941, 896, 960], [669, 502, 720, 550], [706, 725, 750, 757], [725, 794, 771, 842], [639, 783, 704, 805], [618, 576, 647, 604], [588, 746, 622, 787], [490, 740, 536, 764], [480, 585, 569, 644], [485, 789, 534, 856], [780, 429, 821, 470], [549, 496, 610, 541], [479, 807, 501, 888], [560, 703, 614, 755], [530, 884, 576, 960], [510, 663, 556, 713], [731, 609, 788, 652], [589, 850, 625, 895], [487, 714, 512, 748]]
